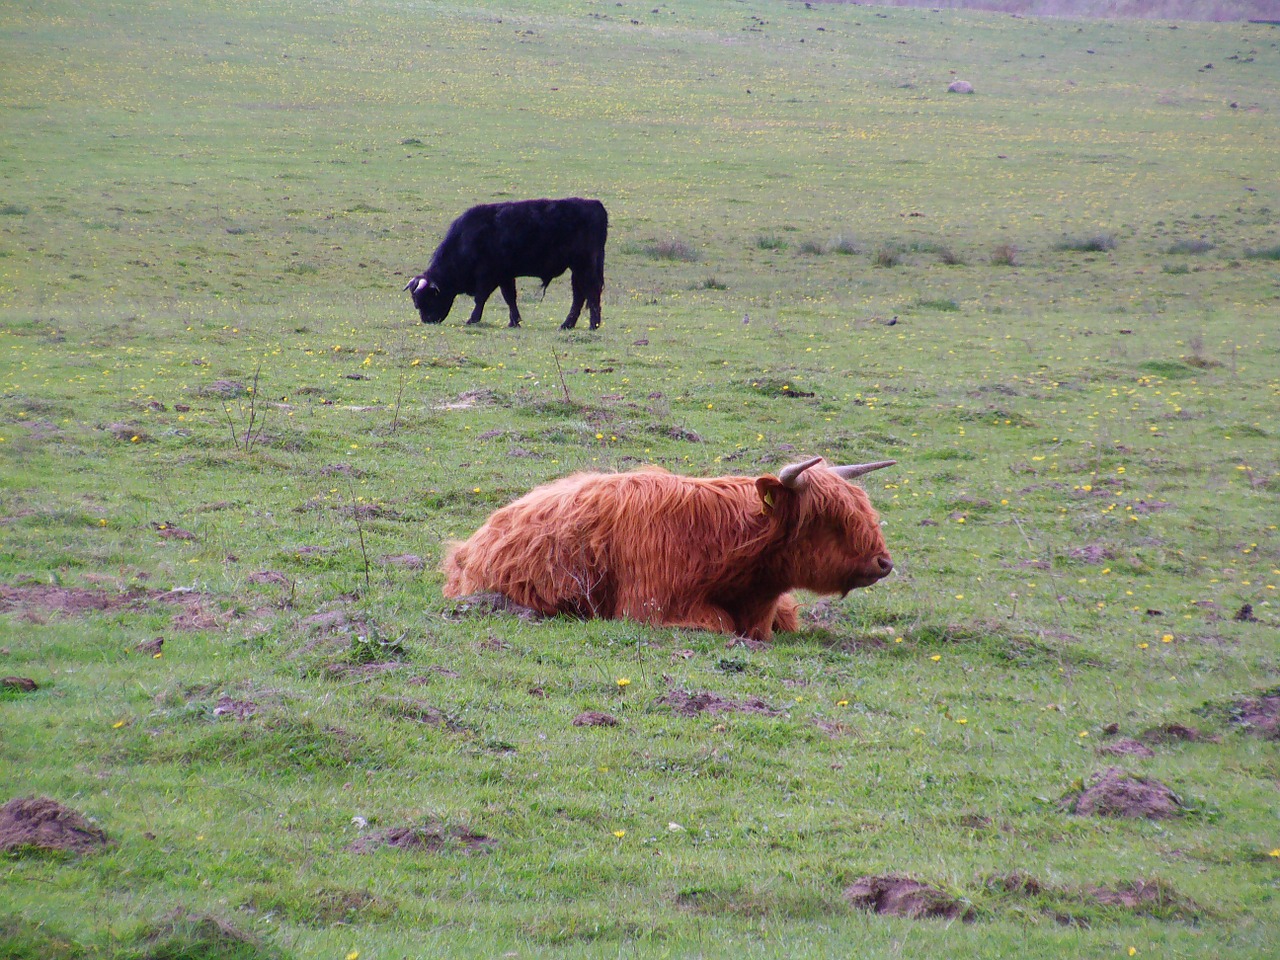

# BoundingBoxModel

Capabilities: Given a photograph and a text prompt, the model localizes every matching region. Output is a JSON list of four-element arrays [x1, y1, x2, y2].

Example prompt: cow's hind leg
[[560, 272, 589, 330], [499, 279, 521, 327], [586, 264, 604, 330]]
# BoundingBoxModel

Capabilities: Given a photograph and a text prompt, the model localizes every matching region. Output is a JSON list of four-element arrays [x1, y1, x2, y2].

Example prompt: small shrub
[[1056, 232, 1117, 253], [0, 204, 29, 217], [797, 239, 827, 255], [755, 234, 788, 251], [1165, 239, 1214, 255], [699, 276, 727, 290], [1244, 244, 1280, 261], [1162, 263, 1190, 275], [916, 297, 960, 312], [990, 243, 1018, 266], [937, 246, 965, 266]]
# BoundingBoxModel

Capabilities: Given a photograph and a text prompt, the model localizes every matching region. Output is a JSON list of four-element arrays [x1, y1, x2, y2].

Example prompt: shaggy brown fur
[[443, 459, 892, 642]]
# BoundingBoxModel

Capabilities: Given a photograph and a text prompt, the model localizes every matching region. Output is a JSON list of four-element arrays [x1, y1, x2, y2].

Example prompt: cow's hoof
[[508, 321, 521, 328], [560, 321, 577, 330]]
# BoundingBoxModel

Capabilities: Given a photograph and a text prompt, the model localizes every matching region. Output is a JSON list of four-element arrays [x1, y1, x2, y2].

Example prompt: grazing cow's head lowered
[[403, 274, 455, 325], [442, 455, 896, 642]]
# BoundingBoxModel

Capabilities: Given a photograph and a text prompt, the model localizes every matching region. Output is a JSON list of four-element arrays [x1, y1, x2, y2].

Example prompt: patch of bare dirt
[[1226, 690, 1280, 739], [814, 719, 857, 739], [376, 697, 463, 731], [1140, 723, 1218, 744], [380, 554, 424, 570], [212, 695, 259, 720], [1068, 543, 1113, 564], [573, 710, 619, 727], [1061, 767, 1184, 820], [443, 591, 543, 621], [346, 822, 493, 855], [149, 521, 196, 540], [985, 871, 1043, 896], [0, 796, 110, 855], [985, 872, 1201, 923], [844, 875, 973, 921], [199, 379, 247, 398], [655, 687, 781, 717], [1096, 738, 1155, 758], [0, 583, 126, 618], [1086, 879, 1188, 912], [247, 571, 291, 586]]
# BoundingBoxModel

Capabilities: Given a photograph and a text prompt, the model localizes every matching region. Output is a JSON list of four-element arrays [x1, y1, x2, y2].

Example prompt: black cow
[[404, 198, 607, 329]]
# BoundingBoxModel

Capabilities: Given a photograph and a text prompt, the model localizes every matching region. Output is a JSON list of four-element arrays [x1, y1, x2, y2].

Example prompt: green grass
[[2, 1, 1279, 958]]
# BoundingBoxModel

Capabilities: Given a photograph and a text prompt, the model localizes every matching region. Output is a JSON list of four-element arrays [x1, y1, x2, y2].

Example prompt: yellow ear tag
[[761, 489, 775, 515]]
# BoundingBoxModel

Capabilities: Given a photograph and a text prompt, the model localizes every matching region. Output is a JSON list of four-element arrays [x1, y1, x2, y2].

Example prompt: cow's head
[[756, 456, 895, 595], [404, 274, 455, 324]]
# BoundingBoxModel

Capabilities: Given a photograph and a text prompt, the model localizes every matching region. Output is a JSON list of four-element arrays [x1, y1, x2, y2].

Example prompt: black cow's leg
[[499, 280, 521, 327], [587, 282, 603, 330], [467, 286, 493, 325], [561, 272, 587, 330]]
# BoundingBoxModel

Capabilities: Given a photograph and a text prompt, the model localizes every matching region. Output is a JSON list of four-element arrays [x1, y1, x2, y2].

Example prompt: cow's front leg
[[499, 279, 521, 327], [467, 286, 494, 324]]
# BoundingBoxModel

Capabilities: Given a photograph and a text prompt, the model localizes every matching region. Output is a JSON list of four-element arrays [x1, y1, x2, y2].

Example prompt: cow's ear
[[755, 476, 789, 516]]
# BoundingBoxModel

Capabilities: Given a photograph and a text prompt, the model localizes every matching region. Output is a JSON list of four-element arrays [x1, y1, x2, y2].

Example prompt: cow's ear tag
[[761, 489, 775, 515]]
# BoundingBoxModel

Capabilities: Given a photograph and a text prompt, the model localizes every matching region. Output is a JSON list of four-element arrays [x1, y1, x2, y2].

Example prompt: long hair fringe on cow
[[443, 458, 895, 642]]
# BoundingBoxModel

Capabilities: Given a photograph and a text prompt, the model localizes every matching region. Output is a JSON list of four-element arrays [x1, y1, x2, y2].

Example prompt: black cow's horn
[[404, 279, 416, 292], [831, 460, 897, 480], [778, 456, 823, 488]]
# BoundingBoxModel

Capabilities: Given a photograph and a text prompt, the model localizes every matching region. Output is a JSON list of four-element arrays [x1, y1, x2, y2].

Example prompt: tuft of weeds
[[1243, 243, 1280, 261], [754, 234, 789, 251], [638, 238, 701, 262], [1056, 232, 1117, 253], [915, 297, 960, 312], [1165, 238, 1214, 255], [873, 245, 905, 267], [990, 242, 1019, 265]]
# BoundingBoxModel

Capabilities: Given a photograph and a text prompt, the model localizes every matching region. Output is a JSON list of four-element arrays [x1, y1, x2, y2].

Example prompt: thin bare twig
[[550, 348, 572, 404]]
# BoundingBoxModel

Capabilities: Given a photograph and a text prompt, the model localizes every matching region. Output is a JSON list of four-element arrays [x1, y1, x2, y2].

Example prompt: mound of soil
[[1096, 738, 1155, 758], [1061, 766, 1183, 820], [1227, 690, 1280, 739], [572, 710, 619, 727], [346, 822, 493, 855], [1, 676, 38, 692], [0, 796, 109, 855], [656, 687, 781, 717], [844, 874, 973, 921]]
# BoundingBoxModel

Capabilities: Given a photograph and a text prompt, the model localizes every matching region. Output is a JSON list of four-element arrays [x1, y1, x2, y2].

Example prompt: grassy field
[[2, 0, 1279, 957]]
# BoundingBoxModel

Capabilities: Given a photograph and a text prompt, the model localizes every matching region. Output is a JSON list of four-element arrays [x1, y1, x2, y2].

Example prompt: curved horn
[[777, 456, 823, 489], [404, 279, 417, 292], [831, 459, 897, 480]]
